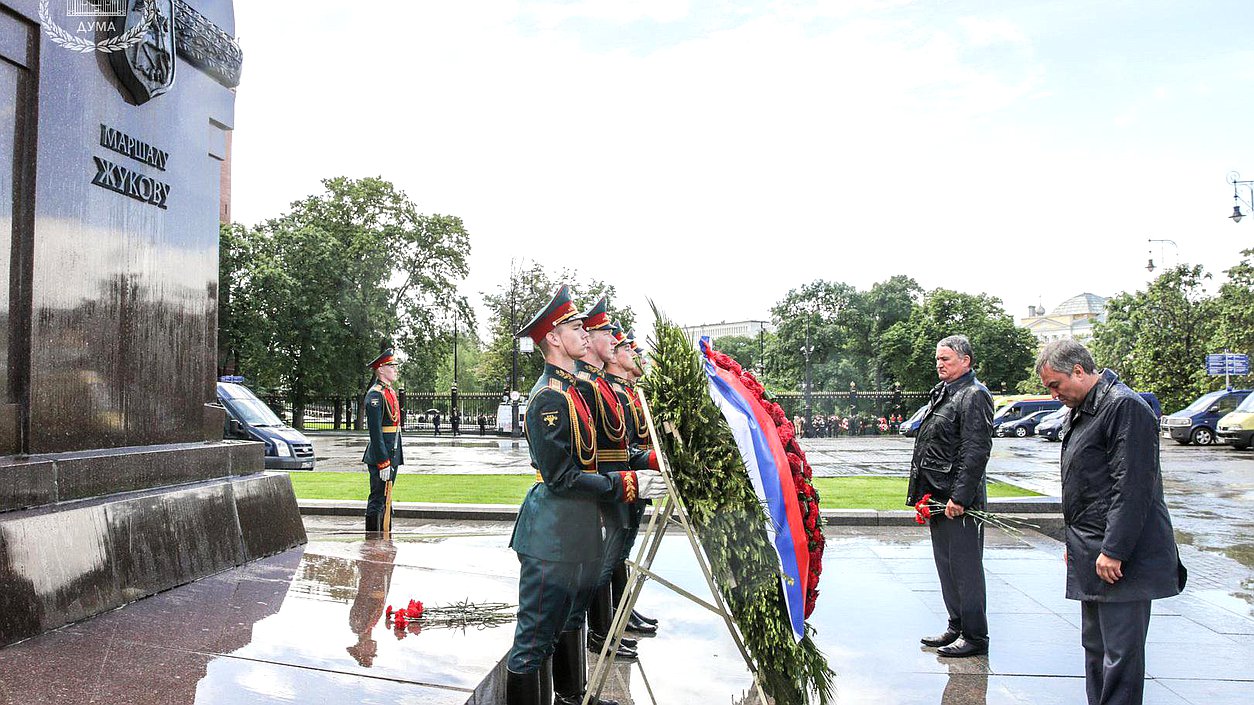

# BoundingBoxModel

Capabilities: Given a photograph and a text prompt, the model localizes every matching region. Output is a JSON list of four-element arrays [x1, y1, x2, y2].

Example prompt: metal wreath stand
[[583, 392, 770, 705]]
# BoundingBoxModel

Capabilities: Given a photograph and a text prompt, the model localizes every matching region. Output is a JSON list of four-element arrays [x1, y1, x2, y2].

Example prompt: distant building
[[681, 319, 774, 346], [1020, 293, 1108, 344]]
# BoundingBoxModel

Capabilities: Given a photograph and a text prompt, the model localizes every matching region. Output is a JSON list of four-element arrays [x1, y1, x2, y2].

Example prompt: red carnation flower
[[386, 605, 393, 618], [777, 424, 796, 448], [407, 599, 424, 619], [395, 613, 408, 628], [740, 373, 766, 398]]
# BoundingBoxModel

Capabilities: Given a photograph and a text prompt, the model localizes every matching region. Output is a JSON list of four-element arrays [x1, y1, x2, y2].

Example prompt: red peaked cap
[[516, 284, 586, 344], [582, 296, 612, 331], [609, 323, 628, 346], [368, 348, 397, 369]]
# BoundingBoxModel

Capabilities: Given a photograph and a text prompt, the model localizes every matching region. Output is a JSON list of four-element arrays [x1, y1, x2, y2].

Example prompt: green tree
[[218, 221, 262, 377], [767, 280, 858, 393], [1091, 265, 1218, 412], [476, 262, 634, 395], [766, 277, 922, 397], [1211, 248, 1254, 389], [853, 275, 922, 389], [711, 334, 762, 371], [880, 288, 1037, 392], [221, 177, 472, 426]]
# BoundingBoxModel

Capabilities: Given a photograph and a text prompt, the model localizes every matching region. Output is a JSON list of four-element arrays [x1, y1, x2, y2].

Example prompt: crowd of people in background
[[792, 412, 906, 437]]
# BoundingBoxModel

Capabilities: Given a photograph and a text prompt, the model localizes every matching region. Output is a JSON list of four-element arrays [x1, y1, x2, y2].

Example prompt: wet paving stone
[[2, 518, 1252, 704]]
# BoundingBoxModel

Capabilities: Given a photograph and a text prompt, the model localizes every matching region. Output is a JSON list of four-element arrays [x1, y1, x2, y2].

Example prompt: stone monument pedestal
[[0, 440, 306, 646]]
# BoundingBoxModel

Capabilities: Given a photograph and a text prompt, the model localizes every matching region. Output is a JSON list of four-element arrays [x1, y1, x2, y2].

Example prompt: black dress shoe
[[631, 609, 659, 626], [586, 631, 635, 649], [586, 632, 638, 660], [555, 694, 619, 705], [937, 637, 988, 658], [920, 628, 961, 648], [626, 613, 658, 635]]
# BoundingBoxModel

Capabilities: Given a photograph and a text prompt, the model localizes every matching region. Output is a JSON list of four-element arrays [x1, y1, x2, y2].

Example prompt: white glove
[[636, 470, 669, 501], [379, 464, 396, 482]]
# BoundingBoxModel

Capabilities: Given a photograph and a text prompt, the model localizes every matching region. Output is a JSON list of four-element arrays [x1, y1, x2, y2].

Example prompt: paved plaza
[[2, 516, 1252, 704], [308, 433, 1254, 605], [2, 436, 1250, 704]]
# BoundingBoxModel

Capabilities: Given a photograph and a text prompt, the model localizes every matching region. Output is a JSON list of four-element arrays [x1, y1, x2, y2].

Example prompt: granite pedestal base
[[0, 441, 305, 647]]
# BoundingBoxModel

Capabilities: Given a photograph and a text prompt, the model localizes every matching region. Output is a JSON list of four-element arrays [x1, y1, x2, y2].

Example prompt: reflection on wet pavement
[[311, 433, 1254, 615], [2, 517, 1252, 704]]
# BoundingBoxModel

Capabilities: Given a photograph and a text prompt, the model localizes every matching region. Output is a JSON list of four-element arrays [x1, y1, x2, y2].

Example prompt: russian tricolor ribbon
[[700, 338, 808, 641]]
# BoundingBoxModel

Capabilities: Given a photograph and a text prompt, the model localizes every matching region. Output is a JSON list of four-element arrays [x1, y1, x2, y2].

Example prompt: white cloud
[[230, 1, 1254, 342]]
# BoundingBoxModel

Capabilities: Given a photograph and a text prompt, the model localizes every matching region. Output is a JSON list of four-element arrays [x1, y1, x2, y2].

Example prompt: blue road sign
[[1206, 353, 1249, 375]]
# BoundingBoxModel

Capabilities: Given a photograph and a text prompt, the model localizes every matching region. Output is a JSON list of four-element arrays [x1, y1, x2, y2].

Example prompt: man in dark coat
[[906, 334, 994, 657], [1036, 340, 1186, 705]]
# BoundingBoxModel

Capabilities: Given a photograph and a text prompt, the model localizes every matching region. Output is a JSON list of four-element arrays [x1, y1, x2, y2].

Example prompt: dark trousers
[[561, 555, 602, 633], [1081, 599, 1151, 705], [596, 523, 628, 588], [365, 464, 386, 516], [507, 554, 596, 673], [929, 514, 987, 641]]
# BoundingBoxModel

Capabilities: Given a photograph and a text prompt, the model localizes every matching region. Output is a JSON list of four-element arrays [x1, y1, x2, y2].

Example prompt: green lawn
[[288, 473, 1038, 510]]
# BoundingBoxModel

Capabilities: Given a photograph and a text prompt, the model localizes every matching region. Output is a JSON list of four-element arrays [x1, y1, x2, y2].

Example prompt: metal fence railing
[[259, 392, 529, 435], [259, 389, 932, 436]]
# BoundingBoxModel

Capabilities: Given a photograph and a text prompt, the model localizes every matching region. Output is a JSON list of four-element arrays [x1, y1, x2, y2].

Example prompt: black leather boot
[[364, 513, 379, 533], [554, 628, 619, 705], [505, 668, 542, 705], [613, 561, 659, 631], [586, 585, 637, 659], [539, 657, 553, 705]]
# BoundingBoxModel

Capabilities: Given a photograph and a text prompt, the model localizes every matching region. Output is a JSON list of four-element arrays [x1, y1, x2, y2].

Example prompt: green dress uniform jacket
[[608, 372, 652, 532], [510, 364, 641, 563], [574, 362, 654, 530], [362, 383, 404, 470]]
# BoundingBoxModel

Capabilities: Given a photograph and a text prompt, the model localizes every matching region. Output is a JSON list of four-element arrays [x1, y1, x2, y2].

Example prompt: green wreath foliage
[[641, 307, 834, 705]]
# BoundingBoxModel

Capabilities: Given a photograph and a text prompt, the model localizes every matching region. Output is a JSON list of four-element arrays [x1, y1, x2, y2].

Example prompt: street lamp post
[[450, 309, 460, 427], [1227, 171, 1254, 223], [801, 326, 815, 438], [509, 269, 521, 440], [1145, 239, 1178, 273]]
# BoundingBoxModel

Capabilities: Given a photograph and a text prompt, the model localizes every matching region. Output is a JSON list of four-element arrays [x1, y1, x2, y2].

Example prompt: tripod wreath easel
[[583, 392, 770, 705]]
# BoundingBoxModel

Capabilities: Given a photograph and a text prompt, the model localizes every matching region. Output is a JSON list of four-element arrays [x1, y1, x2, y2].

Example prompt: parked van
[[992, 398, 1062, 433], [1160, 389, 1251, 446], [1216, 393, 1254, 450], [217, 382, 316, 470]]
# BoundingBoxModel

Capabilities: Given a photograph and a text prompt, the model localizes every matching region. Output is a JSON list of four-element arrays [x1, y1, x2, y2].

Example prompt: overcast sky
[[231, 1, 1254, 341]]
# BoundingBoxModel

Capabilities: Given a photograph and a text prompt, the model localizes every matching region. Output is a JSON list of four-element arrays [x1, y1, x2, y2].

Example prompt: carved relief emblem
[[108, 0, 176, 104]]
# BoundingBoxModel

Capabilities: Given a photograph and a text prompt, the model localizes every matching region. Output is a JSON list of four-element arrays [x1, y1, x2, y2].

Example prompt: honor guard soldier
[[603, 324, 661, 635], [573, 297, 658, 661], [363, 349, 404, 534], [506, 285, 667, 705]]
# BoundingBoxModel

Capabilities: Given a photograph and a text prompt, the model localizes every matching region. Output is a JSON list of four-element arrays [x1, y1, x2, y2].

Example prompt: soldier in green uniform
[[363, 349, 403, 533], [572, 297, 659, 661], [604, 325, 660, 634], [506, 285, 667, 705]]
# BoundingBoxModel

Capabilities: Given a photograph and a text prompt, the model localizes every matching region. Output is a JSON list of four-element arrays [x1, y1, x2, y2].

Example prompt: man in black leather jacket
[[1037, 340, 1185, 705], [906, 335, 994, 657]]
